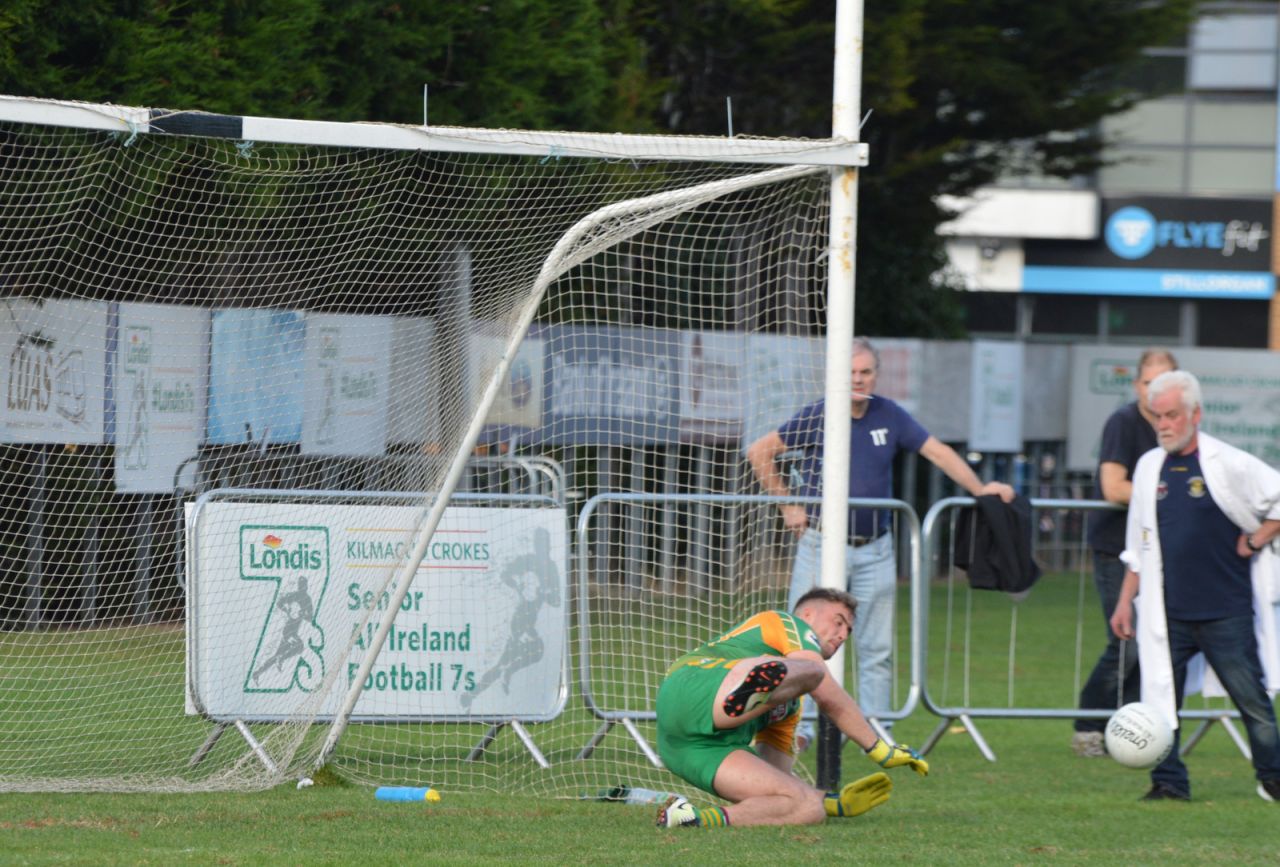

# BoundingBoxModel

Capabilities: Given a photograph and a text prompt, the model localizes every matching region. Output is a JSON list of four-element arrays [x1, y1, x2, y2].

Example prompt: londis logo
[[319, 327, 339, 360], [124, 326, 152, 367], [241, 526, 328, 576], [1089, 360, 1135, 396]]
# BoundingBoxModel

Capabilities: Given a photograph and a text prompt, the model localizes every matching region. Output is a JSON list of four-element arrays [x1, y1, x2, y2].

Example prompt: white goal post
[[0, 93, 861, 794]]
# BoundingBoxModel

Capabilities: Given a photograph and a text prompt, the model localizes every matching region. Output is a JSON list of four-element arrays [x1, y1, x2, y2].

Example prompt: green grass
[[2, 574, 1278, 864], [1, 719, 1276, 866]]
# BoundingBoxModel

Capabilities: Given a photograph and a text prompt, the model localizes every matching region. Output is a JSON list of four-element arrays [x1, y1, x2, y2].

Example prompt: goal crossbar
[[0, 94, 868, 167]]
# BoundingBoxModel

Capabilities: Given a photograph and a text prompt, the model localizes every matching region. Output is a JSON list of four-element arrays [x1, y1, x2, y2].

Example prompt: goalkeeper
[[654, 587, 928, 828]]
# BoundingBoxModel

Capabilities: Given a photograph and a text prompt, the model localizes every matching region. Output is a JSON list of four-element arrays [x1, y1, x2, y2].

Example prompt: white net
[[0, 97, 843, 795]]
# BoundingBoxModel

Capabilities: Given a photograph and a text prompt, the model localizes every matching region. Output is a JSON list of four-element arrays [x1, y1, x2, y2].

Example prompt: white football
[[1105, 702, 1174, 769]]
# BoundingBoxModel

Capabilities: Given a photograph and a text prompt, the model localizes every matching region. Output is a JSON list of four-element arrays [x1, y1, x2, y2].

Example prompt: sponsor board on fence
[[539, 325, 681, 445], [207, 309, 305, 445], [968, 340, 1023, 453], [187, 501, 567, 720], [1067, 344, 1280, 471], [112, 302, 208, 492], [474, 329, 543, 431], [301, 314, 392, 456], [0, 299, 107, 444]]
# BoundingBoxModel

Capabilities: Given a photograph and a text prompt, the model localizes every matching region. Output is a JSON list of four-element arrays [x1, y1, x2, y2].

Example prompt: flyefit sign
[[1024, 196, 1273, 299]]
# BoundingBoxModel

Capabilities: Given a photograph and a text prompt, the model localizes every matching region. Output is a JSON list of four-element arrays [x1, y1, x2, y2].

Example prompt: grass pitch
[[2, 717, 1275, 866], [2, 573, 1278, 864]]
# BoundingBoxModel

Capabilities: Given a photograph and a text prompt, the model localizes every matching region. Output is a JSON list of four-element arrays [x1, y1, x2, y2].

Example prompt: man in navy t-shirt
[[1110, 370, 1280, 803], [1072, 349, 1176, 758], [747, 337, 1014, 747]]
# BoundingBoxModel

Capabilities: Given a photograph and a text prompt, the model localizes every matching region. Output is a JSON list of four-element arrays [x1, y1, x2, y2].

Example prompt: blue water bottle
[[376, 786, 441, 802]]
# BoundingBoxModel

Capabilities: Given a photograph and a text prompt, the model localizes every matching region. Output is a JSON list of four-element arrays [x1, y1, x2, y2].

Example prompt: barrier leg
[[511, 721, 551, 769], [234, 720, 279, 774], [621, 717, 664, 769], [188, 722, 227, 768], [1178, 719, 1213, 756], [920, 714, 997, 762], [576, 721, 613, 760], [466, 724, 503, 761]]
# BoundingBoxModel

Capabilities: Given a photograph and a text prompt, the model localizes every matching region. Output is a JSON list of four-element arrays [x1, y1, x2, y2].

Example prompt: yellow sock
[[698, 806, 730, 827]]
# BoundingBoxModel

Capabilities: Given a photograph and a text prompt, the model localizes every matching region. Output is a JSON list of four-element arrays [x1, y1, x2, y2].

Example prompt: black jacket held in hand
[[954, 494, 1042, 594]]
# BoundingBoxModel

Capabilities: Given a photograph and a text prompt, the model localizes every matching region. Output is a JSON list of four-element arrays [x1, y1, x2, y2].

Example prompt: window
[[1030, 295, 1097, 336], [1197, 299, 1270, 347], [1106, 298, 1182, 339]]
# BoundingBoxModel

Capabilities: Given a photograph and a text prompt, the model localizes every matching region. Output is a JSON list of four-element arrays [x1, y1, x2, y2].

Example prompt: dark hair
[[793, 587, 858, 619]]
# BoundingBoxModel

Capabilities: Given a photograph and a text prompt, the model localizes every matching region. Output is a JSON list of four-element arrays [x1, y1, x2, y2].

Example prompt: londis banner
[[301, 314, 392, 456], [187, 501, 567, 721], [1067, 344, 1280, 471], [112, 302, 208, 492]]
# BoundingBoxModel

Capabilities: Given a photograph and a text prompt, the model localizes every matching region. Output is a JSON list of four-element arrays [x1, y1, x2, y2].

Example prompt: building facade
[[942, 3, 1280, 349]]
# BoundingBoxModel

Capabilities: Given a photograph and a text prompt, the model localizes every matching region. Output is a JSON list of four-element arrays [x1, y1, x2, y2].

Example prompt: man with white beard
[[1110, 370, 1280, 803]]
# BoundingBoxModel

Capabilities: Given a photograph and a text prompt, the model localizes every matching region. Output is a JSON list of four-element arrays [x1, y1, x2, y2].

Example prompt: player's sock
[[722, 660, 787, 717], [698, 806, 730, 827], [655, 796, 730, 829]]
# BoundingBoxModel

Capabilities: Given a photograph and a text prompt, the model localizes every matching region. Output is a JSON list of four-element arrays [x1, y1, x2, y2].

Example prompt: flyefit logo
[[240, 525, 330, 693], [1105, 206, 1268, 260]]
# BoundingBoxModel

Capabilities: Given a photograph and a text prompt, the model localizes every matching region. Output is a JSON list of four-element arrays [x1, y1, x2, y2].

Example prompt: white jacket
[[1121, 432, 1280, 729]]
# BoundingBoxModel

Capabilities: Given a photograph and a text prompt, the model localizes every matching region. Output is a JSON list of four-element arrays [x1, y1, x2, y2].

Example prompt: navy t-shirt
[[776, 397, 929, 539], [1087, 402, 1158, 556], [1157, 450, 1253, 621]]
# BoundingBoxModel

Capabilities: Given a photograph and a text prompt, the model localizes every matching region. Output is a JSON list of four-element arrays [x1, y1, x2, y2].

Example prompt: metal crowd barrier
[[572, 493, 922, 766], [919, 496, 1250, 763]]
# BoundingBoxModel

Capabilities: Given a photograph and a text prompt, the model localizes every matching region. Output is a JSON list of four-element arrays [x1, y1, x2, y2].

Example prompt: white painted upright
[[820, 0, 866, 683]]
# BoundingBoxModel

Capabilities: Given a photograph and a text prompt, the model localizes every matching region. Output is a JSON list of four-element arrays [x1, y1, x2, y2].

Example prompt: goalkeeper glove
[[825, 772, 892, 818], [865, 738, 929, 777]]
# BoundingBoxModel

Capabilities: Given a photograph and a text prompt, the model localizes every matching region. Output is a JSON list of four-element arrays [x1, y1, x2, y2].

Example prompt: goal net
[[0, 95, 855, 794]]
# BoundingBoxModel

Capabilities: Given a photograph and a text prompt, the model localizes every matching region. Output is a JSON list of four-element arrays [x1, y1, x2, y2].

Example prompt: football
[[1105, 702, 1174, 769]]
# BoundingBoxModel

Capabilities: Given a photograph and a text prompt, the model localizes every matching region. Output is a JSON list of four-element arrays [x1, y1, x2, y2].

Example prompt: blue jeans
[[787, 528, 896, 721], [1075, 552, 1140, 733], [1150, 614, 1280, 796]]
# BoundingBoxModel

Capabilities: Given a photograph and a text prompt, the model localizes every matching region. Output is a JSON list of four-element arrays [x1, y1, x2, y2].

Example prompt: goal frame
[[0, 79, 866, 790]]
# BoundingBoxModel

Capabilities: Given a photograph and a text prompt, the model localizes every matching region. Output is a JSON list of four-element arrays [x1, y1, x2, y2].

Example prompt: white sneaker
[[1071, 731, 1106, 758], [656, 795, 698, 828]]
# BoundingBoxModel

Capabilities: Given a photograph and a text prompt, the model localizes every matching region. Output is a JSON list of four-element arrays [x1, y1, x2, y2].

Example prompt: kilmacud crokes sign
[[186, 501, 567, 722]]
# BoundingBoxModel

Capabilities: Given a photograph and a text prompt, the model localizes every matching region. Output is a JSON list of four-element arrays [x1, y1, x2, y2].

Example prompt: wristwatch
[[1246, 535, 1263, 552]]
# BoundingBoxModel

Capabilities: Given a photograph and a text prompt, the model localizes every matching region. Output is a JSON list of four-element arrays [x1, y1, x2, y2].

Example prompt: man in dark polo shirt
[[1072, 348, 1176, 758]]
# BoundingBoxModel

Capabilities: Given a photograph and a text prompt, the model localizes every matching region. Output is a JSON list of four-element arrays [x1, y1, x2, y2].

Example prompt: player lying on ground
[[654, 586, 929, 828]]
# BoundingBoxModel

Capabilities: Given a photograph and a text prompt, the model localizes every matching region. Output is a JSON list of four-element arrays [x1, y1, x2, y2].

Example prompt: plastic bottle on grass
[[375, 786, 441, 802], [581, 786, 676, 805]]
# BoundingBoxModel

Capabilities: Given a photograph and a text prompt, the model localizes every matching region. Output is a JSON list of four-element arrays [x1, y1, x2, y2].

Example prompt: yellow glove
[[865, 738, 929, 777], [825, 772, 892, 817]]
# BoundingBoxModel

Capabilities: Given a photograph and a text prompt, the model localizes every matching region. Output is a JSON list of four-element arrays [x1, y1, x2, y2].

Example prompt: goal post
[[0, 94, 860, 794]]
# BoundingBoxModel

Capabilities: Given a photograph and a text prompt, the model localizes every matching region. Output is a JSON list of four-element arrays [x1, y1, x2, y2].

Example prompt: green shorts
[[655, 660, 757, 794]]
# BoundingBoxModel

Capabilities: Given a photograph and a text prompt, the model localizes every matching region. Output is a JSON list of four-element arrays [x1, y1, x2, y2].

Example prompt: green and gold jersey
[[670, 610, 821, 673]]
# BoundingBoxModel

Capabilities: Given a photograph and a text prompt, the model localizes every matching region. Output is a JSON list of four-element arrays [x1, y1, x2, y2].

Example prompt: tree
[[620, 0, 1202, 336], [0, 0, 629, 129], [1, 1, 1202, 336]]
